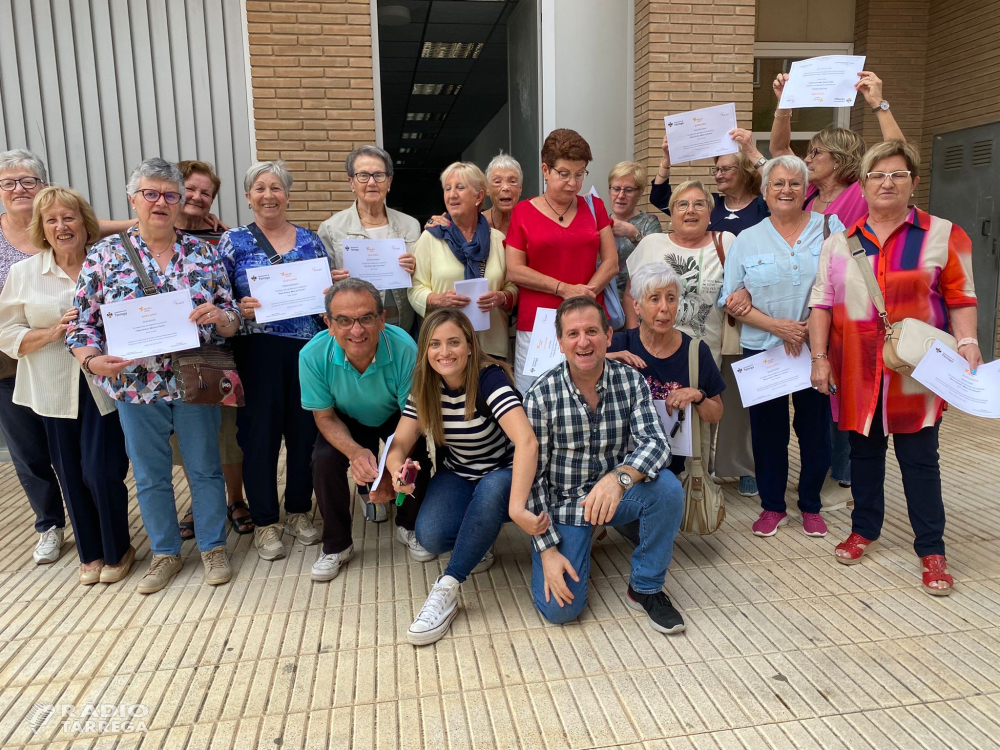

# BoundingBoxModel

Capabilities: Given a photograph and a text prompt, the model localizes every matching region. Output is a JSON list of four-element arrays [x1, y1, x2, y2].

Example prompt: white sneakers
[[254, 523, 286, 561], [408, 575, 460, 645], [311, 545, 354, 582], [284, 513, 320, 545], [471, 549, 495, 575], [33, 526, 63, 564], [395, 526, 436, 562]]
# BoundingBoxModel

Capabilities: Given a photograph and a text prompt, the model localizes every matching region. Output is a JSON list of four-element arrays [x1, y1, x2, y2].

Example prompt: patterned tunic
[[0, 221, 32, 290], [66, 226, 238, 404], [809, 208, 977, 436]]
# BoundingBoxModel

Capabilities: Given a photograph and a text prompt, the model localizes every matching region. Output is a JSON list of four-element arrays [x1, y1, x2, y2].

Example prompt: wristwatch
[[693, 389, 707, 406], [633, 229, 643, 244], [614, 469, 633, 491], [753, 155, 767, 170], [872, 100, 890, 113]]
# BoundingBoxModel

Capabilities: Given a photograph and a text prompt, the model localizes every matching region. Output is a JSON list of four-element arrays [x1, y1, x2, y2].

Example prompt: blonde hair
[[28, 186, 100, 250], [607, 161, 648, 193], [668, 180, 716, 215], [440, 162, 488, 208], [411, 309, 512, 445], [717, 152, 761, 195], [860, 139, 920, 180], [810, 128, 867, 185]]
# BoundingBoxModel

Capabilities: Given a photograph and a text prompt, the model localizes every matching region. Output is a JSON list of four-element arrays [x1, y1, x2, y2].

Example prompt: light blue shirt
[[719, 212, 845, 351]]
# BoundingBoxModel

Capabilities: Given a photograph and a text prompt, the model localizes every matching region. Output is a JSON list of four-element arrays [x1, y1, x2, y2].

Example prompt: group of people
[[0, 68, 981, 648]]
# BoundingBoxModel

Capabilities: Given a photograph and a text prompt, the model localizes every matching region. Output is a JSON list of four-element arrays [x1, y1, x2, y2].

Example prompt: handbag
[[0, 351, 17, 381], [712, 232, 742, 356], [679, 339, 725, 535], [846, 233, 957, 375], [582, 194, 626, 330], [118, 233, 245, 406]]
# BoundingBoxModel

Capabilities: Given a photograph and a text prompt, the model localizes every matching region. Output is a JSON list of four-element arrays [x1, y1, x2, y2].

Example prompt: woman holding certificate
[[505, 129, 618, 392], [808, 140, 979, 596], [0, 187, 132, 585], [219, 160, 330, 561], [719, 155, 844, 540], [67, 158, 241, 595], [408, 162, 517, 360]]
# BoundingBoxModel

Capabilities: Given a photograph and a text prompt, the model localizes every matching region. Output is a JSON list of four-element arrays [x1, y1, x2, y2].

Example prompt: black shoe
[[626, 586, 686, 634]]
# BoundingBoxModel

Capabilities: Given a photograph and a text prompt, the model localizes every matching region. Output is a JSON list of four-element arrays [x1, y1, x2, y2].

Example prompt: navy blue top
[[649, 181, 770, 236], [609, 329, 725, 473]]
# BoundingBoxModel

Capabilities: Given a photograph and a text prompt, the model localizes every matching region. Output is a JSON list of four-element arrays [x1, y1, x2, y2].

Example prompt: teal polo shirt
[[299, 324, 416, 427]]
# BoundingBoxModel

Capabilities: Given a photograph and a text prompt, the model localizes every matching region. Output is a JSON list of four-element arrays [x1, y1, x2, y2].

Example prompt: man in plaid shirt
[[522, 297, 686, 634]]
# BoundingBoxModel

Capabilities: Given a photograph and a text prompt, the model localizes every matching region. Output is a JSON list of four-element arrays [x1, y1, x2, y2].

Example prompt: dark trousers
[[232, 334, 317, 527], [745, 350, 831, 514], [42, 375, 131, 564], [312, 410, 430, 554], [0, 376, 64, 532], [849, 395, 945, 557]]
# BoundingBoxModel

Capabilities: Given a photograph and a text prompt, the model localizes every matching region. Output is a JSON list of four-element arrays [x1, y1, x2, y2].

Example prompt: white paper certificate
[[653, 402, 694, 457], [102, 290, 200, 359], [778, 55, 867, 108], [521, 307, 565, 377], [454, 278, 490, 332], [341, 238, 412, 291], [911, 342, 1000, 419], [731, 344, 813, 407], [664, 103, 738, 165], [246, 258, 330, 324]]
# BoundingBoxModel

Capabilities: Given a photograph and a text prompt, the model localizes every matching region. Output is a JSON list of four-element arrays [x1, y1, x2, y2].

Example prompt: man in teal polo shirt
[[300, 278, 434, 582]]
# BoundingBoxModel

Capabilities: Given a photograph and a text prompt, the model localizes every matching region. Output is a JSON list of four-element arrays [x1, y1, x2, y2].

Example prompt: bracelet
[[555, 282, 562, 295], [501, 291, 512, 309], [773, 113, 792, 119], [810, 353, 828, 362], [82, 353, 98, 375], [957, 337, 979, 348]]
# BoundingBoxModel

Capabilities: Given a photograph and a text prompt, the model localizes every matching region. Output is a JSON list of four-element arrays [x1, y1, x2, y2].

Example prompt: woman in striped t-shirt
[[386, 309, 544, 645]]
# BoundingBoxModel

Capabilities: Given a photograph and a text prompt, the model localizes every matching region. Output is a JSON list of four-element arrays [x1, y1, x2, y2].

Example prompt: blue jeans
[[415, 468, 511, 583], [117, 399, 228, 555], [530, 470, 684, 625]]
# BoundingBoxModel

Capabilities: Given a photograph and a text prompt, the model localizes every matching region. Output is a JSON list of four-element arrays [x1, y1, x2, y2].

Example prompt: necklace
[[490, 206, 505, 231], [723, 194, 753, 220], [542, 194, 572, 222], [640, 327, 680, 359], [776, 214, 806, 243]]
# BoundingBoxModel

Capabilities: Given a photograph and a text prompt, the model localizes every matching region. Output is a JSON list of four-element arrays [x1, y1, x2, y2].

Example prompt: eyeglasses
[[806, 148, 828, 160], [353, 172, 388, 184], [609, 186, 637, 196], [767, 180, 805, 192], [865, 170, 912, 184], [552, 168, 588, 183], [675, 200, 708, 212], [135, 189, 182, 204], [332, 313, 379, 329], [0, 177, 43, 191], [709, 166, 737, 176]]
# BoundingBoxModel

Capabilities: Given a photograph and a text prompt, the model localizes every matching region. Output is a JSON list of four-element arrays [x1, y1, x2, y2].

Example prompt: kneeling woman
[[386, 309, 541, 645]]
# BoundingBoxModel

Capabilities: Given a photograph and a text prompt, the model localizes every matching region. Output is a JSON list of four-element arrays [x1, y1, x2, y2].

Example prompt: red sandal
[[834, 533, 879, 565], [921, 554, 953, 596]]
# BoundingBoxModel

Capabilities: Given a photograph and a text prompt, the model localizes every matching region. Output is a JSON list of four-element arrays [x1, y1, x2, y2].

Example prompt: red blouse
[[505, 195, 612, 331]]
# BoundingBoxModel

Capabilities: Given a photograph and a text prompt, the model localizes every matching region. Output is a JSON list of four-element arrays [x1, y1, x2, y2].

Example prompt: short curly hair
[[28, 186, 101, 250], [541, 129, 593, 168], [178, 160, 221, 199]]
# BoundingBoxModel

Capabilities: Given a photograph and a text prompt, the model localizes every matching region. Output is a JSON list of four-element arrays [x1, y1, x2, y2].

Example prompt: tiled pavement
[[0, 411, 999, 749]]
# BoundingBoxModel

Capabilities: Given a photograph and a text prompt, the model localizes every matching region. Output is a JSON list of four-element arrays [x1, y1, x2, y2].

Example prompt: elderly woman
[[219, 161, 329, 559], [318, 145, 417, 334], [809, 140, 979, 596], [607, 161, 663, 299], [720, 155, 845, 539], [67, 157, 240, 595], [505, 129, 618, 392], [0, 187, 132, 585], [408, 162, 517, 360], [425, 152, 524, 239], [608, 263, 724, 475]]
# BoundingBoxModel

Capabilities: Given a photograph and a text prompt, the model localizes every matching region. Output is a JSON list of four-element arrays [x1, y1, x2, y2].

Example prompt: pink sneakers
[[752, 510, 787, 537], [801, 512, 828, 537]]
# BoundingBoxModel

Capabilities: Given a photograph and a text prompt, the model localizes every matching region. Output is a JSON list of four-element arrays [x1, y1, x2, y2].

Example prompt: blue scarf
[[429, 213, 492, 280]]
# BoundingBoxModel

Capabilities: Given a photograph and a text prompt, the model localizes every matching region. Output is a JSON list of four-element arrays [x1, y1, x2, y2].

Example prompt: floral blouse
[[66, 226, 238, 404], [219, 225, 327, 340]]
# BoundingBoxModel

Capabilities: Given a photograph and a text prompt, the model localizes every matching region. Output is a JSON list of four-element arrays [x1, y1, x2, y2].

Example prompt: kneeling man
[[522, 297, 686, 633]]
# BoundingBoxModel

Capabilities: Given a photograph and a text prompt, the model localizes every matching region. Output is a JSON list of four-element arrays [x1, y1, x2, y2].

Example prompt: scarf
[[429, 212, 492, 280]]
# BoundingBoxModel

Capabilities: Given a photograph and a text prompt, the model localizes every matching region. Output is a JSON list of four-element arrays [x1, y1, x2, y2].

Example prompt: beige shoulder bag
[[680, 339, 726, 535], [846, 233, 956, 375]]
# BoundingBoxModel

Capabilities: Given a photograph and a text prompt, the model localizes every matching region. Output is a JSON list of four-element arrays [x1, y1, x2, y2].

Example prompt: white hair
[[243, 160, 293, 194], [628, 262, 683, 301], [126, 158, 184, 199], [0, 149, 48, 182], [485, 152, 522, 184], [761, 154, 808, 191], [345, 145, 393, 178]]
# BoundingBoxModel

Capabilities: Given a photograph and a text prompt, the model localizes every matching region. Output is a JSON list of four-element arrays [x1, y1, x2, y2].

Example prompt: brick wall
[[634, 0, 757, 221], [245, 0, 376, 230]]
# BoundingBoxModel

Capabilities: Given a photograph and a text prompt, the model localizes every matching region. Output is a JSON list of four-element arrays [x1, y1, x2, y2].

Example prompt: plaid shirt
[[523, 359, 670, 552]]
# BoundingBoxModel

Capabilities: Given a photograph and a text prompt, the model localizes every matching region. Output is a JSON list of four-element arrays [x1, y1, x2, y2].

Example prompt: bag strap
[[711, 231, 725, 266], [687, 338, 702, 463], [823, 213, 831, 240], [247, 222, 283, 265], [119, 232, 158, 296], [847, 232, 891, 329]]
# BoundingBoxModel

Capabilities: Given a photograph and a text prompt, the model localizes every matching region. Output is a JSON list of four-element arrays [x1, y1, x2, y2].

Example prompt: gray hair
[[485, 152, 522, 184], [0, 149, 48, 182], [761, 155, 808, 192], [324, 277, 384, 316], [243, 160, 293, 194], [345, 145, 394, 179], [628, 262, 683, 302], [126, 157, 184, 199]]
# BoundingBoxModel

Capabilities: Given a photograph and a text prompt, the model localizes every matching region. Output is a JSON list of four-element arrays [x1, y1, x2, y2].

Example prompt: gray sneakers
[[254, 523, 286, 561], [201, 546, 232, 585], [284, 513, 320, 545], [33, 526, 63, 564], [137, 554, 183, 594], [310, 545, 354, 582]]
